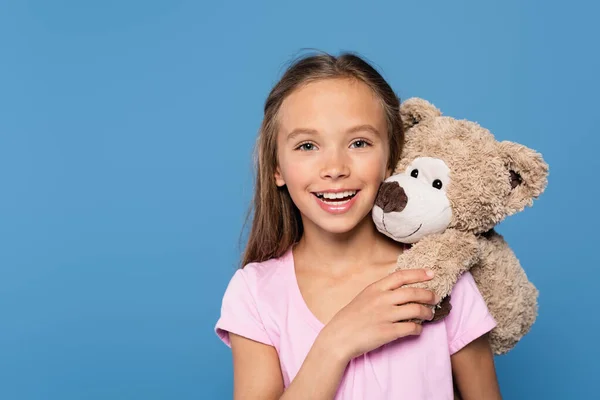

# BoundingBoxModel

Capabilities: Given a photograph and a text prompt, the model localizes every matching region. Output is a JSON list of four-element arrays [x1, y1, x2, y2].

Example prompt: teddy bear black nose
[[375, 181, 408, 213]]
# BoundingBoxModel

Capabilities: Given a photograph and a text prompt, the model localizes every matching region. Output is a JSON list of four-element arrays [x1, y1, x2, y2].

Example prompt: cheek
[[356, 151, 388, 180], [280, 156, 314, 188]]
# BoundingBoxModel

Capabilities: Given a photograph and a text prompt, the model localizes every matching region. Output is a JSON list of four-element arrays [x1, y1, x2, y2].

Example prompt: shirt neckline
[[282, 243, 411, 333], [283, 246, 326, 332]]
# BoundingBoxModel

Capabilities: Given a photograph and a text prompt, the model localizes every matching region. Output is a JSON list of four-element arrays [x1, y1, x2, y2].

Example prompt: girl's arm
[[230, 332, 348, 400], [279, 334, 349, 400], [230, 333, 284, 399], [450, 333, 502, 400]]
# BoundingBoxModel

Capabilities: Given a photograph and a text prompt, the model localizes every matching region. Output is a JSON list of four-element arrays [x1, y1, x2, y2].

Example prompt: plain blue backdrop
[[1, 0, 598, 398]]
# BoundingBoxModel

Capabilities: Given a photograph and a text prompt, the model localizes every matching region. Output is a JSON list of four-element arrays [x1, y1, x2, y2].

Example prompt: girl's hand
[[317, 268, 439, 363]]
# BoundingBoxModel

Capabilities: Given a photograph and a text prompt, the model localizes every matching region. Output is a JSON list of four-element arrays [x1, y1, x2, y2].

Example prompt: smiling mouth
[[312, 190, 359, 203], [382, 213, 422, 240]]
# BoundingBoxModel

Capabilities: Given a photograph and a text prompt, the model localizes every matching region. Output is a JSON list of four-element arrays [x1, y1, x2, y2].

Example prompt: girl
[[215, 51, 501, 399]]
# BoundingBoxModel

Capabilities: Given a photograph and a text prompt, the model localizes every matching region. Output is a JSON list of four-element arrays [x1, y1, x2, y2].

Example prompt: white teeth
[[323, 198, 352, 205], [316, 190, 357, 199]]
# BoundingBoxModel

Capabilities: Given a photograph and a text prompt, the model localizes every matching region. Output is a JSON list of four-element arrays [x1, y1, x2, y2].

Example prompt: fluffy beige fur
[[382, 98, 548, 356]]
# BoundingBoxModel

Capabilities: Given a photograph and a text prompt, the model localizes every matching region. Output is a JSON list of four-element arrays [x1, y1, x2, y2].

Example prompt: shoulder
[[216, 247, 293, 345], [447, 271, 487, 311], [215, 249, 294, 348], [451, 270, 479, 294], [237, 249, 293, 296], [444, 271, 497, 354], [221, 250, 292, 314]]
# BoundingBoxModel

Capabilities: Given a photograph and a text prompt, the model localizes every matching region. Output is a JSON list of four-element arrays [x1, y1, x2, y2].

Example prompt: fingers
[[377, 268, 434, 291], [388, 287, 440, 306], [388, 303, 434, 323], [382, 321, 423, 340]]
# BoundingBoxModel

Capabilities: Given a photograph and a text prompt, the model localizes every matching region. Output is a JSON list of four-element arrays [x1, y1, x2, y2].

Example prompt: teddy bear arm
[[395, 229, 480, 301], [471, 230, 539, 355]]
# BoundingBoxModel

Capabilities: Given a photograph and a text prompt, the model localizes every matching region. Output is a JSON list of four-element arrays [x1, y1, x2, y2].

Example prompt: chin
[[323, 224, 360, 235], [309, 220, 355, 235], [303, 214, 370, 235]]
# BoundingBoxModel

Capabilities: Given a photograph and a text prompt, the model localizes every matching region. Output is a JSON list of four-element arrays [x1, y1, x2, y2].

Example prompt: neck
[[294, 212, 404, 275]]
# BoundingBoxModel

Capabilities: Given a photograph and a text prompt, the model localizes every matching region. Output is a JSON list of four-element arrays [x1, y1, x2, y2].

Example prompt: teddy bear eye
[[410, 169, 419, 178], [432, 179, 443, 190]]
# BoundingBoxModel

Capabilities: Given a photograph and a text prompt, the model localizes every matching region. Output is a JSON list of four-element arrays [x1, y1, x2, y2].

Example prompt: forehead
[[277, 78, 386, 133]]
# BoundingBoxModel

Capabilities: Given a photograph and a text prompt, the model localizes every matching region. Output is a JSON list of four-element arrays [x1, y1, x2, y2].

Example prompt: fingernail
[[435, 295, 441, 303], [426, 270, 434, 277]]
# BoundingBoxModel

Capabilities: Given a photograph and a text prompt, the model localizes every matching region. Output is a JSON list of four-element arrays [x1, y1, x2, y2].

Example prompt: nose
[[320, 150, 350, 180], [375, 181, 408, 213]]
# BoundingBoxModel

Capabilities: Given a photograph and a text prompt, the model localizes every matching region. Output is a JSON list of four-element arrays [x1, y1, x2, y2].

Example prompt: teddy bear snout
[[375, 181, 408, 213]]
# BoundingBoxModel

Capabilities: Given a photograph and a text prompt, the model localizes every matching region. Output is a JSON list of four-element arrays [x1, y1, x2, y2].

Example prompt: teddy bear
[[372, 97, 549, 355]]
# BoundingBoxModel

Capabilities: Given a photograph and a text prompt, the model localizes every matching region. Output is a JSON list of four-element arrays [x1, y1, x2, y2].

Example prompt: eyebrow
[[286, 124, 382, 141]]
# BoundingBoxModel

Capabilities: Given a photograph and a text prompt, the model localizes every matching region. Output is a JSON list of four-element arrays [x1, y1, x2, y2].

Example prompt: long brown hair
[[240, 50, 404, 267]]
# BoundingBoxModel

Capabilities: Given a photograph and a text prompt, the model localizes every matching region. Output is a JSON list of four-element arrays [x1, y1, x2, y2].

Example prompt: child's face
[[274, 78, 391, 235]]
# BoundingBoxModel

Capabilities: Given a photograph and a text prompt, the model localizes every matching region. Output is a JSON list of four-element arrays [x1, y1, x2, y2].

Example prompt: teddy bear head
[[373, 98, 549, 242]]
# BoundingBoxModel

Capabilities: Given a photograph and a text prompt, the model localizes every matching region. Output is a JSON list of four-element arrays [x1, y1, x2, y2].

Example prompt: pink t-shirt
[[215, 247, 496, 399]]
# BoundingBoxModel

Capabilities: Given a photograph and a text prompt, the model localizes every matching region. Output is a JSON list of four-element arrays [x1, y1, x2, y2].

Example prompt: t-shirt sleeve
[[214, 268, 273, 348], [444, 271, 497, 355]]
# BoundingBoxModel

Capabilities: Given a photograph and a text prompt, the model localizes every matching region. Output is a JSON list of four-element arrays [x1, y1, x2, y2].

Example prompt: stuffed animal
[[373, 98, 548, 355]]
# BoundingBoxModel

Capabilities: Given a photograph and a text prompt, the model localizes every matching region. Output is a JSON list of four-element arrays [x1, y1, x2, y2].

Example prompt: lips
[[312, 190, 361, 214]]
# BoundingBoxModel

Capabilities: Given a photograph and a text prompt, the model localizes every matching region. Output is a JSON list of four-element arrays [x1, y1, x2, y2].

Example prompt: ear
[[274, 165, 286, 187], [498, 141, 549, 215], [400, 97, 442, 131]]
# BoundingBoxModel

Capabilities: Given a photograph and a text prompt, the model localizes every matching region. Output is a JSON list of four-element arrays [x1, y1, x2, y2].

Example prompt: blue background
[[1, 0, 597, 398]]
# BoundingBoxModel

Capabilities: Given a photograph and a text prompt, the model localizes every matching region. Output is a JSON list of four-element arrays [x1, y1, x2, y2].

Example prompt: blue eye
[[298, 142, 315, 151], [351, 140, 370, 148]]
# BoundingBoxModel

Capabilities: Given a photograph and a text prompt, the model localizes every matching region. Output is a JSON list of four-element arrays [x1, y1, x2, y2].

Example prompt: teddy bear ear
[[498, 141, 549, 215], [399, 97, 442, 131]]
